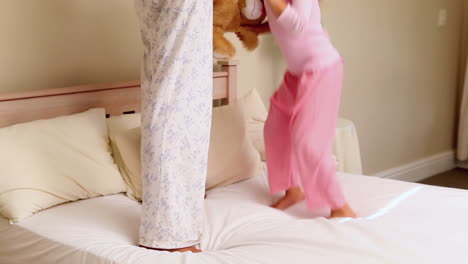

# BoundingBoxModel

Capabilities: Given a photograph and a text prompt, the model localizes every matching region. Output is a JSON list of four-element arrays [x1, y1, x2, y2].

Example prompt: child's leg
[[264, 101, 294, 194], [265, 73, 306, 209], [264, 74, 297, 195], [291, 61, 355, 216]]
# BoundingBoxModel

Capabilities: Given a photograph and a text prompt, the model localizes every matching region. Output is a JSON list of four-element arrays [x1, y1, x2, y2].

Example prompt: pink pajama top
[[264, 0, 340, 74]]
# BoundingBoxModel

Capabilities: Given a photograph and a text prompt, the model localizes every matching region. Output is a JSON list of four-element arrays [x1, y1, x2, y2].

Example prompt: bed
[[1, 61, 468, 264]]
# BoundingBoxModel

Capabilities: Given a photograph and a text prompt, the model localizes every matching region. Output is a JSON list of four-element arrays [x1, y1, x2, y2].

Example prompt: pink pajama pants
[[264, 60, 346, 210]]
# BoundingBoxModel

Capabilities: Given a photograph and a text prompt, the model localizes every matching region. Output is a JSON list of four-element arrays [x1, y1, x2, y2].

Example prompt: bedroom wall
[[0, 0, 143, 92], [322, 0, 463, 174], [460, 1, 468, 87], [0, 0, 278, 99], [464, 1, 468, 60], [223, 34, 281, 103], [0, 0, 464, 175]]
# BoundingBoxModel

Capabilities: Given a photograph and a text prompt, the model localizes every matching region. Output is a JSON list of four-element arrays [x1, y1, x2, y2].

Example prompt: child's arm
[[267, 0, 313, 32], [245, 22, 271, 34]]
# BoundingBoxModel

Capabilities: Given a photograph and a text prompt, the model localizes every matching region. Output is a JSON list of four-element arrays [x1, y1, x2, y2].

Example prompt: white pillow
[[0, 108, 126, 221], [110, 101, 262, 201], [112, 127, 142, 201], [207, 100, 262, 189], [107, 113, 141, 139], [240, 89, 268, 161], [106, 113, 142, 199]]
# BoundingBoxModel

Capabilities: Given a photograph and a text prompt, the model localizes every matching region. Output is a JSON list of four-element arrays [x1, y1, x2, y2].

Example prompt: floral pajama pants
[[135, 0, 212, 249]]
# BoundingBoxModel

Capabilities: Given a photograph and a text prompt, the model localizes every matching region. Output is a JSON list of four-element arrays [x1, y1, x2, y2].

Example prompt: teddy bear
[[214, 0, 267, 60]]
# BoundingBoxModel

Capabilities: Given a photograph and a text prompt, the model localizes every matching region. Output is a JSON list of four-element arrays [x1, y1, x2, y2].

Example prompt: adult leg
[[135, 0, 213, 250]]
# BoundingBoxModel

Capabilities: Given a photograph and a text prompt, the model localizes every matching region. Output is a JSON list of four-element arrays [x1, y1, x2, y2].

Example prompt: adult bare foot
[[168, 247, 202, 253], [139, 245, 202, 253], [272, 186, 305, 210], [330, 203, 357, 218]]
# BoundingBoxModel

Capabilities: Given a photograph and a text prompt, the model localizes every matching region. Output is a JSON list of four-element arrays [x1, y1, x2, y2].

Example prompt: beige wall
[[0, 0, 464, 174], [0, 0, 142, 93], [321, 0, 463, 174], [224, 34, 281, 102], [465, 0, 468, 55], [461, 0, 468, 84], [0, 1, 279, 99]]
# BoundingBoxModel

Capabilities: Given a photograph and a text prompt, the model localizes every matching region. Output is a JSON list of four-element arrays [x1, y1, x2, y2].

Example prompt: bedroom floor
[[419, 168, 468, 190]]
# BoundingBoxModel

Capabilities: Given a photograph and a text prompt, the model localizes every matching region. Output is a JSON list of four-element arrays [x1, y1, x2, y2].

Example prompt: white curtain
[[457, 62, 468, 168]]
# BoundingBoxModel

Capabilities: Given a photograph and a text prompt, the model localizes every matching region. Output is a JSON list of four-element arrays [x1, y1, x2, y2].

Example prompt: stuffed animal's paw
[[214, 28, 236, 59]]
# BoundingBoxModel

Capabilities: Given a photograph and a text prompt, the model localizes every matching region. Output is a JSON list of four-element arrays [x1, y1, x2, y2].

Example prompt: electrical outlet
[[438, 9, 447, 27]]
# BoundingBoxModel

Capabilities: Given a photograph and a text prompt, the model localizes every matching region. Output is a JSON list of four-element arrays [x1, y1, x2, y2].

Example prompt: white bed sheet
[[1, 168, 468, 264]]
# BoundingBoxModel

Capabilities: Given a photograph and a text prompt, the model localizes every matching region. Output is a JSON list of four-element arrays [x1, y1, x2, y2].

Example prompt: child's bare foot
[[330, 203, 356, 218], [139, 245, 202, 253], [272, 186, 305, 210]]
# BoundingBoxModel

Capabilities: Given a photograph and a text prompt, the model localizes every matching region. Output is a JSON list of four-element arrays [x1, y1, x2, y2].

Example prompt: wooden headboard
[[0, 61, 238, 129]]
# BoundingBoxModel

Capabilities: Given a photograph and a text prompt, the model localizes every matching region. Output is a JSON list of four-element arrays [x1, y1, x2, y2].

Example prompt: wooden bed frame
[[0, 61, 238, 129]]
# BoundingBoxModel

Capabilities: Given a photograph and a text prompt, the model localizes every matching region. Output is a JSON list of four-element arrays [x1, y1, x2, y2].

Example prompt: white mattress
[[1, 169, 468, 264]]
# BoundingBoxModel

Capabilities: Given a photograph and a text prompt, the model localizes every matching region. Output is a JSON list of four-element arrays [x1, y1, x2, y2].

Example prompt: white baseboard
[[374, 151, 456, 182], [456, 160, 468, 169]]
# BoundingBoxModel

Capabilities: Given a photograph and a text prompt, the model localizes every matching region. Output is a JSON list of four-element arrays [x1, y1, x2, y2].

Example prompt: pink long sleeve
[[265, 0, 341, 74], [276, 1, 313, 32]]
